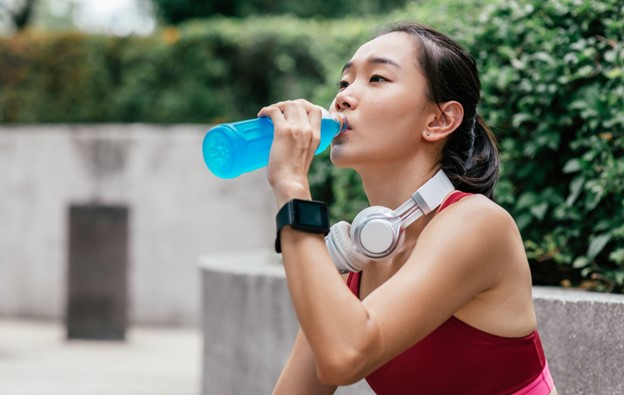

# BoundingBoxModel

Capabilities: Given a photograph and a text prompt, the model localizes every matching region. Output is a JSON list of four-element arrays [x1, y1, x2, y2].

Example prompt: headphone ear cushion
[[351, 206, 398, 257], [326, 221, 371, 272]]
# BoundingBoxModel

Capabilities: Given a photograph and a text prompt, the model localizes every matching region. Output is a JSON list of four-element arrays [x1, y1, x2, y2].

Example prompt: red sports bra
[[346, 191, 551, 395]]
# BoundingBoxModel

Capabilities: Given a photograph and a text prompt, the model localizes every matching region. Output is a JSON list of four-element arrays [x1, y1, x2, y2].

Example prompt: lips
[[342, 118, 353, 132], [338, 127, 353, 136]]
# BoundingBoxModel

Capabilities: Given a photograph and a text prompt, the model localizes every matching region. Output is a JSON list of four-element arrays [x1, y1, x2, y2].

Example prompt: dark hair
[[378, 21, 499, 199]]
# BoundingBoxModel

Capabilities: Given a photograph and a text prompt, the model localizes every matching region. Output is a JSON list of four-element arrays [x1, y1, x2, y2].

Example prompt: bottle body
[[202, 111, 347, 179]]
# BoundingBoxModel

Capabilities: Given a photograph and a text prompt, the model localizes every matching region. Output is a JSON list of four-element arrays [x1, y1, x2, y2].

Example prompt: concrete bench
[[199, 250, 624, 395]]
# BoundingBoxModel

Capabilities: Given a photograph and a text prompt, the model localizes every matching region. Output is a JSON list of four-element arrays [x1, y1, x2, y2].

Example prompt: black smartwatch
[[275, 199, 330, 253]]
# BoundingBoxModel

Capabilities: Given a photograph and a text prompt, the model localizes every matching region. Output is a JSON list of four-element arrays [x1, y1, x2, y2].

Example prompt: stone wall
[[533, 288, 624, 394], [0, 125, 276, 326]]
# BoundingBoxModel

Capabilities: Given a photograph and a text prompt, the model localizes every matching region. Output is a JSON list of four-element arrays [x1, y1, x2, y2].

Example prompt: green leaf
[[609, 248, 624, 265], [587, 233, 612, 260], [563, 159, 581, 174], [530, 202, 549, 220], [573, 256, 590, 269], [566, 177, 585, 206], [615, 272, 624, 286], [580, 267, 593, 278]]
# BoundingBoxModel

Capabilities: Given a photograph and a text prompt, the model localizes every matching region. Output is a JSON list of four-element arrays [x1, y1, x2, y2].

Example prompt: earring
[[426, 131, 431, 137]]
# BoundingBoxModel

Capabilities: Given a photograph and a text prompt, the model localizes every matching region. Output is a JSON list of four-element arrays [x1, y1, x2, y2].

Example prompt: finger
[[259, 99, 316, 117], [290, 102, 321, 163], [257, 100, 293, 118], [294, 99, 325, 137], [282, 101, 306, 125], [290, 103, 314, 159], [257, 105, 286, 126], [308, 104, 322, 134], [292, 99, 317, 114]]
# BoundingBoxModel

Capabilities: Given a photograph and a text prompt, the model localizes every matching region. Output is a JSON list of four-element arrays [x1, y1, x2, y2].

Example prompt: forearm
[[273, 329, 337, 395], [280, 228, 383, 383], [263, 100, 383, 382]]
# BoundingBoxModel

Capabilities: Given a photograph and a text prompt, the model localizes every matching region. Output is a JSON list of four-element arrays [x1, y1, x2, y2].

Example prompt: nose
[[333, 89, 357, 112]]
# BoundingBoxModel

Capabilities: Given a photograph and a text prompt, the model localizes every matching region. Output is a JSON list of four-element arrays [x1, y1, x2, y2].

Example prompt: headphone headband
[[394, 170, 454, 229], [326, 169, 455, 272]]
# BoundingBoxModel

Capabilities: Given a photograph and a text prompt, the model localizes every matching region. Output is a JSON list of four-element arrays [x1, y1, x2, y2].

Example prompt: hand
[[257, 99, 322, 206]]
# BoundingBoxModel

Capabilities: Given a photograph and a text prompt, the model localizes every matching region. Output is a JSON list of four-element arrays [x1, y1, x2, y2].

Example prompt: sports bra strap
[[437, 191, 473, 213]]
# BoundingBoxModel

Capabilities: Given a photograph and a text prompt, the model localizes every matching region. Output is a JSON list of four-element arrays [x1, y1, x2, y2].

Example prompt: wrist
[[272, 180, 311, 208], [275, 199, 330, 253]]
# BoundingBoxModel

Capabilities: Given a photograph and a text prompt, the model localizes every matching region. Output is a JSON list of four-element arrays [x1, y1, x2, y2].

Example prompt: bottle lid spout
[[333, 112, 348, 132], [320, 107, 348, 132]]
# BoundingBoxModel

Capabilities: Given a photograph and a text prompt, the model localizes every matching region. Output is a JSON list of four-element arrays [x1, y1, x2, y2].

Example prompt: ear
[[422, 101, 464, 142]]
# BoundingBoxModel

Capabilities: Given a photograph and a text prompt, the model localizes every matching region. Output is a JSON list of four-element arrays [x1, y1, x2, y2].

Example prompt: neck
[[351, 154, 453, 276], [356, 157, 453, 261], [357, 157, 442, 210]]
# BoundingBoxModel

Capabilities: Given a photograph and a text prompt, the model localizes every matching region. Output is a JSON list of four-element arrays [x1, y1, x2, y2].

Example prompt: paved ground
[[0, 318, 201, 395]]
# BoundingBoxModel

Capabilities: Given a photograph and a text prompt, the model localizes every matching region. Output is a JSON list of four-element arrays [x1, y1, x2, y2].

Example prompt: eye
[[370, 75, 388, 83], [337, 80, 349, 90]]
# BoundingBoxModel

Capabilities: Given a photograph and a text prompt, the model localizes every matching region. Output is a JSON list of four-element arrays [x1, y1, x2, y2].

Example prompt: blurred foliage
[[0, 0, 622, 291], [470, 0, 624, 292], [0, 17, 372, 123], [150, 0, 409, 23]]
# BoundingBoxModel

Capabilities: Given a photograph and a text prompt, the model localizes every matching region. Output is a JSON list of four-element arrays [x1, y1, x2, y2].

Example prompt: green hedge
[[471, 0, 624, 291], [0, 0, 493, 123], [151, 0, 409, 22], [0, 0, 621, 291], [0, 18, 372, 123]]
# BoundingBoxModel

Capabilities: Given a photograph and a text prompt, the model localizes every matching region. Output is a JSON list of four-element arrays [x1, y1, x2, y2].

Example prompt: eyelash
[[337, 75, 388, 90]]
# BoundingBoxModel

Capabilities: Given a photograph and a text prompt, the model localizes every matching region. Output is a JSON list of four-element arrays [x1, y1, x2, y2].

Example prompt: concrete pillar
[[66, 204, 128, 340]]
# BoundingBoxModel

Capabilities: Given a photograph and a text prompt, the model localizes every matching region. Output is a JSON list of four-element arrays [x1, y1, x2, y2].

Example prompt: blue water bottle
[[202, 109, 348, 179]]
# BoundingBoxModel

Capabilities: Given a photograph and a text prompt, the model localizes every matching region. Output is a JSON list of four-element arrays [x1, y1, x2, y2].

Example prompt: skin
[[258, 32, 557, 395]]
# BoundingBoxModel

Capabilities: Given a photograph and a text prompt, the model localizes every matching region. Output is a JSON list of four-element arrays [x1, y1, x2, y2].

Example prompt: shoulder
[[433, 193, 518, 239], [396, 193, 525, 315], [414, 193, 523, 277]]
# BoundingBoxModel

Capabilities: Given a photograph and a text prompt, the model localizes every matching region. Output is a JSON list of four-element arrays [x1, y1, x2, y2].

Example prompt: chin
[[329, 146, 361, 169]]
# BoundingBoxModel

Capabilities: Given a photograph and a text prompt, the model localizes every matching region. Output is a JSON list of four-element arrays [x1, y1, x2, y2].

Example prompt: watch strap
[[275, 199, 330, 253]]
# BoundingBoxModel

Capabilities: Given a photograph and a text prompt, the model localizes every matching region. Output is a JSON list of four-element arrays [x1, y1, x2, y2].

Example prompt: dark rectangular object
[[66, 205, 129, 340]]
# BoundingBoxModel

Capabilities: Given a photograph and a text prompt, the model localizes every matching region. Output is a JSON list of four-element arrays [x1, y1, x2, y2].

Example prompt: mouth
[[333, 127, 352, 144], [342, 118, 353, 132], [338, 127, 352, 137]]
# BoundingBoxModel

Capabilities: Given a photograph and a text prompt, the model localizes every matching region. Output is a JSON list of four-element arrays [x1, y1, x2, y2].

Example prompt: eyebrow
[[342, 56, 402, 73]]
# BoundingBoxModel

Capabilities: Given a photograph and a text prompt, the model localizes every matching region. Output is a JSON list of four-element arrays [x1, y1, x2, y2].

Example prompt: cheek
[[372, 103, 422, 136]]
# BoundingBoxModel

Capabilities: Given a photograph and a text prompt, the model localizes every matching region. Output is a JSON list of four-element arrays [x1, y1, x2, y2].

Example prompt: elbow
[[315, 311, 384, 386], [315, 346, 368, 386]]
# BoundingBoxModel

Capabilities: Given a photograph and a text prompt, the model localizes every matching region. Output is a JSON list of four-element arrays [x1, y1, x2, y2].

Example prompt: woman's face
[[330, 32, 436, 170]]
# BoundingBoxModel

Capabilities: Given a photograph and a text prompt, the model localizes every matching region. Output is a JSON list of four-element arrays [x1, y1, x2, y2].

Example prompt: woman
[[258, 21, 557, 395]]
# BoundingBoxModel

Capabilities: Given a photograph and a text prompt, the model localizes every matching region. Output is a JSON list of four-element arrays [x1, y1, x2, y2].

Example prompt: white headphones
[[325, 170, 454, 273]]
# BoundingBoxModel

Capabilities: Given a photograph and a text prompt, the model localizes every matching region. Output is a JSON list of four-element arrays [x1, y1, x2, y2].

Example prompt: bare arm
[[277, 197, 513, 384], [273, 328, 337, 395]]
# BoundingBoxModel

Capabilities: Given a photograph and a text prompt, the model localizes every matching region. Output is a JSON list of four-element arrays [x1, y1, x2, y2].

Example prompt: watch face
[[294, 200, 329, 230]]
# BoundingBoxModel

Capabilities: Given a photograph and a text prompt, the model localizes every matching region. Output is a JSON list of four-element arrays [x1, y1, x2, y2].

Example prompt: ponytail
[[441, 115, 500, 199]]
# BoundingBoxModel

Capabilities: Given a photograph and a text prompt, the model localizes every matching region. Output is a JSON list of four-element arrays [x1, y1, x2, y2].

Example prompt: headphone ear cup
[[351, 206, 394, 231], [326, 221, 371, 272], [351, 206, 400, 258]]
